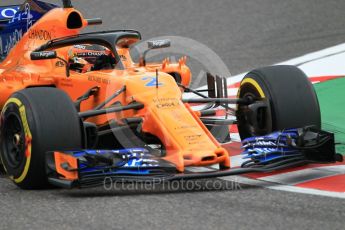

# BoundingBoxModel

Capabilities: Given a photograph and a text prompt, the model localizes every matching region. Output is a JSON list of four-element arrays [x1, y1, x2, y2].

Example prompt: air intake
[[62, 0, 73, 8], [67, 11, 82, 29], [201, 156, 215, 162]]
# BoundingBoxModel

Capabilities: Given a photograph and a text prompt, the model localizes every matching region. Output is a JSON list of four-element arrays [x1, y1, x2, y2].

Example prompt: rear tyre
[[236, 65, 321, 140], [0, 88, 83, 189]]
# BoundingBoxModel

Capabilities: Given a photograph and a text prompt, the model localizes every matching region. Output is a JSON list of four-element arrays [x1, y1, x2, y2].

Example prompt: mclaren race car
[[0, 0, 341, 189]]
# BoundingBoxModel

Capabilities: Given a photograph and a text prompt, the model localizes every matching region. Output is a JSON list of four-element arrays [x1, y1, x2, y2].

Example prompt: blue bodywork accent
[[65, 148, 174, 176], [0, 0, 58, 58], [241, 129, 303, 164], [73, 148, 150, 157]]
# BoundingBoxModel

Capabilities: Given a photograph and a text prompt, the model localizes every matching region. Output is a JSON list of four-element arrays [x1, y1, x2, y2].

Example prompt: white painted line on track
[[220, 175, 345, 199], [227, 42, 345, 83], [229, 155, 244, 168], [258, 168, 338, 185]]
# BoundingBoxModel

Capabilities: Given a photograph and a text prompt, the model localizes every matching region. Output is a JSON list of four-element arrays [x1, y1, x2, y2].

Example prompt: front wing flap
[[46, 148, 178, 188]]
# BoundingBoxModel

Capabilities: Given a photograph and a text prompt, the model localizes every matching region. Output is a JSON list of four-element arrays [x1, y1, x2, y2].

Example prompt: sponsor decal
[[0, 7, 19, 19], [31, 51, 56, 60], [174, 125, 198, 130], [15, 66, 25, 72], [0, 3, 33, 56], [3, 29, 23, 55], [55, 60, 65, 67], [184, 134, 202, 140], [77, 51, 105, 57], [38, 51, 55, 58], [119, 54, 127, 61], [153, 98, 178, 109], [88, 75, 110, 85], [184, 134, 202, 145], [73, 44, 87, 49], [124, 158, 159, 167], [148, 39, 171, 49], [8, 3, 32, 30], [28, 29, 52, 40]]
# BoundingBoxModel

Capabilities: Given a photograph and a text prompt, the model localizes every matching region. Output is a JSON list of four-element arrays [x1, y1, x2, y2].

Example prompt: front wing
[[46, 148, 322, 188]]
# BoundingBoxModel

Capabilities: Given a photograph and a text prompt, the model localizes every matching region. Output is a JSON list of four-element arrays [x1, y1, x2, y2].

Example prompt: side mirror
[[139, 39, 171, 67], [30, 51, 70, 77], [147, 39, 171, 49], [30, 51, 57, 60]]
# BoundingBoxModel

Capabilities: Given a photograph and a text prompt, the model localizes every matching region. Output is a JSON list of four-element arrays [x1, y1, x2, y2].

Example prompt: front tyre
[[236, 65, 321, 139], [0, 88, 83, 189]]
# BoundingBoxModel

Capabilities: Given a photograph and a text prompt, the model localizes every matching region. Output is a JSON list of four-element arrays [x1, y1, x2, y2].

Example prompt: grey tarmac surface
[[1, 0, 345, 229]]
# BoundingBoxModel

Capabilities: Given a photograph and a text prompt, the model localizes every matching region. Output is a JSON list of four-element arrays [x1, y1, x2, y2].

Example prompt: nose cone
[[164, 148, 230, 172], [183, 147, 230, 167]]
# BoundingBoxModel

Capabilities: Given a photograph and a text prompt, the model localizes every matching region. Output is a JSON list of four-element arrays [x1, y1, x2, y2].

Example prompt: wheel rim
[[3, 113, 26, 169], [237, 83, 272, 138]]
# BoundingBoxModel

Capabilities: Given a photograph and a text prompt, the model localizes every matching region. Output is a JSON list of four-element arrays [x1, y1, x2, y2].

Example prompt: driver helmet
[[68, 44, 108, 73]]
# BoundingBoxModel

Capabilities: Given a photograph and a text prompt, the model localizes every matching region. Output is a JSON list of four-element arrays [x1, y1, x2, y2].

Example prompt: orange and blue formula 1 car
[[0, 0, 341, 189]]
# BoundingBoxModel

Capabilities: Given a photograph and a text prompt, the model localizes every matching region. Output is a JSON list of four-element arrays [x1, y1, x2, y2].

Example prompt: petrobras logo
[[255, 148, 277, 154], [124, 158, 160, 167], [254, 141, 277, 146], [0, 6, 20, 20], [243, 140, 277, 149]]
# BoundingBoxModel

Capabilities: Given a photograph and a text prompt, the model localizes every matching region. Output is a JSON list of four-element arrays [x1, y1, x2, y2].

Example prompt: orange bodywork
[[0, 7, 230, 172], [54, 151, 78, 180]]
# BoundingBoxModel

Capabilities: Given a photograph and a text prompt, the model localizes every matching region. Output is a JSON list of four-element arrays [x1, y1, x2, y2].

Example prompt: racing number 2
[[142, 77, 163, 87]]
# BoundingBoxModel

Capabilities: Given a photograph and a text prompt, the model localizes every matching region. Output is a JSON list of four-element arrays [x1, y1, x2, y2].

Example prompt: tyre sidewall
[[0, 94, 40, 187], [0, 88, 83, 189]]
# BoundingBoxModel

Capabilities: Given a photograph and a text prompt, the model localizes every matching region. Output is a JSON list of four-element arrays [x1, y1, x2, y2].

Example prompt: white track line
[[221, 175, 345, 199], [257, 168, 340, 185], [227, 42, 345, 83]]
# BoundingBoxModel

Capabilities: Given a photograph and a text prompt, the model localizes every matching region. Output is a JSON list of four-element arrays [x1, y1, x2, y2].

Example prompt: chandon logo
[[28, 29, 52, 40]]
